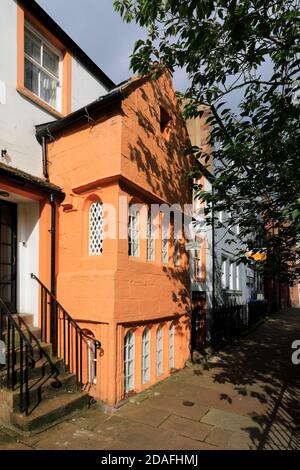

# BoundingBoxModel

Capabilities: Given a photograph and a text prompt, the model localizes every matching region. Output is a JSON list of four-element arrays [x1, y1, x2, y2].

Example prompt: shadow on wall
[[124, 77, 192, 207]]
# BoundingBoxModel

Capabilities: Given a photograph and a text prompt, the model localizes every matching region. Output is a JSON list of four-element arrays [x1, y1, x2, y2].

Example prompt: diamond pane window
[[89, 201, 104, 256]]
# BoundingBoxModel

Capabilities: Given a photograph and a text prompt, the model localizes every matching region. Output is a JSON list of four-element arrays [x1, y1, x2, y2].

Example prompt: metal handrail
[[0, 298, 35, 364], [0, 297, 36, 415], [31, 274, 101, 350], [31, 273, 101, 389]]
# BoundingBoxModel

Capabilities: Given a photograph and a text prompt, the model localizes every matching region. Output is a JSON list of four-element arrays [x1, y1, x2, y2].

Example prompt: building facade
[[0, 0, 114, 328], [37, 72, 192, 406]]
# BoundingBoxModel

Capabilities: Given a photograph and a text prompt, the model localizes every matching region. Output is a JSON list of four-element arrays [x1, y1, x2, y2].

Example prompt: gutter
[[36, 84, 127, 144]]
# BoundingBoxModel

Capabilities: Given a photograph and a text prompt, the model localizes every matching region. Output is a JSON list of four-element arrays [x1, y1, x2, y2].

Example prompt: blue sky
[[36, 0, 189, 91]]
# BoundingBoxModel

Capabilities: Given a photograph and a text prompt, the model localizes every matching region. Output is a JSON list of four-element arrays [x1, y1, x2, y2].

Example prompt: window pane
[[25, 29, 41, 63], [40, 71, 58, 108], [43, 45, 59, 78], [24, 59, 39, 96]]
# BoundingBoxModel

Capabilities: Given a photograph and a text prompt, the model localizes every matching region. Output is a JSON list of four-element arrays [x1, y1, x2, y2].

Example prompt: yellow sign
[[246, 251, 267, 261]]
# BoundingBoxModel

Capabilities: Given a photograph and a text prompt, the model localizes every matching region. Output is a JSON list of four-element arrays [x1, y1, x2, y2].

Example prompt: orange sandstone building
[[37, 72, 193, 406]]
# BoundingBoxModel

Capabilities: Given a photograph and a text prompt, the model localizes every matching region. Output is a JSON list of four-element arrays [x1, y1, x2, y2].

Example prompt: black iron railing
[[31, 274, 101, 389], [211, 303, 248, 344], [0, 298, 35, 415]]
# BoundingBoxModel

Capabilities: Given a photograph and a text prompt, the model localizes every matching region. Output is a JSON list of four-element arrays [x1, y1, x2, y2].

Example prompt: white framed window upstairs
[[24, 23, 62, 111]]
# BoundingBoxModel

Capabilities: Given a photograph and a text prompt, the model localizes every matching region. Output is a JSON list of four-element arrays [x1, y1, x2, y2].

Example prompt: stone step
[[0, 355, 65, 384], [8, 342, 54, 364], [12, 372, 78, 411], [10, 390, 90, 433], [12, 313, 35, 328], [1, 326, 41, 348]]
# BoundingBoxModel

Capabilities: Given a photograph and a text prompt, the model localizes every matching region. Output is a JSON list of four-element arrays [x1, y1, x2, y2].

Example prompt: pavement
[[0, 308, 300, 450]]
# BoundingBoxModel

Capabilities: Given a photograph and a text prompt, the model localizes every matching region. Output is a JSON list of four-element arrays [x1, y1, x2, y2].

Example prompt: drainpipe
[[49, 193, 57, 354], [49, 193, 56, 297], [210, 185, 216, 344], [42, 136, 49, 179]]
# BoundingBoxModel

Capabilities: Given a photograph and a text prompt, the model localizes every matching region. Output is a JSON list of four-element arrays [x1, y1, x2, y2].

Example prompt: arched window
[[124, 330, 135, 393], [142, 328, 150, 384], [87, 338, 97, 385], [156, 325, 163, 376], [89, 201, 104, 256], [169, 323, 174, 370]]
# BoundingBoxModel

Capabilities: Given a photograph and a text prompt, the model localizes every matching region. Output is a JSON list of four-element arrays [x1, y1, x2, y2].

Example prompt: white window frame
[[229, 261, 235, 290], [124, 330, 135, 393], [169, 323, 174, 370], [161, 216, 169, 265], [221, 257, 227, 289], [147, 211, 155, 261], [142, 328, 150, 384], [24, 22, 63, 111], [236, 263, 240, 290], [87, 339, 97, 385], [156, 326, 163, 376], [128, 208, 140, 257]]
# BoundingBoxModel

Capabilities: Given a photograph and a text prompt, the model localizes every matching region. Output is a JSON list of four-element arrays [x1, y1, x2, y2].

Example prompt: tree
[[114, 0, 300, 284]]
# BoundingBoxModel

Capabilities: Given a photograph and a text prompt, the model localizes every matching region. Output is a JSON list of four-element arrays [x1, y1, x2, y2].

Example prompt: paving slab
[[201, 408, 262, 434], [117, 403, 171, 427], [160, 414, 213, 442], [146, 394, 209, 421], [0, 308, 299, 450], [205, 427, 234, 448]]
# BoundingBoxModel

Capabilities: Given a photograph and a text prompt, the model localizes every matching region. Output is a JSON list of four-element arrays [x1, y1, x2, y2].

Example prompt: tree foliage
[[114, 0, 300, 283]]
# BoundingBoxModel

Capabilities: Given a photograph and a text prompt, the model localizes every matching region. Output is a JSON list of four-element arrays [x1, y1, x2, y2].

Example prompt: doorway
[[0, 200, 17, 312]]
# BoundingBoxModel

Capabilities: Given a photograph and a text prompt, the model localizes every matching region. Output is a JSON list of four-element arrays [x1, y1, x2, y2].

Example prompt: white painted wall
[[0, 0, 109, 178], [72, 58, 108, 111], [17, 201, 39, 325]]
